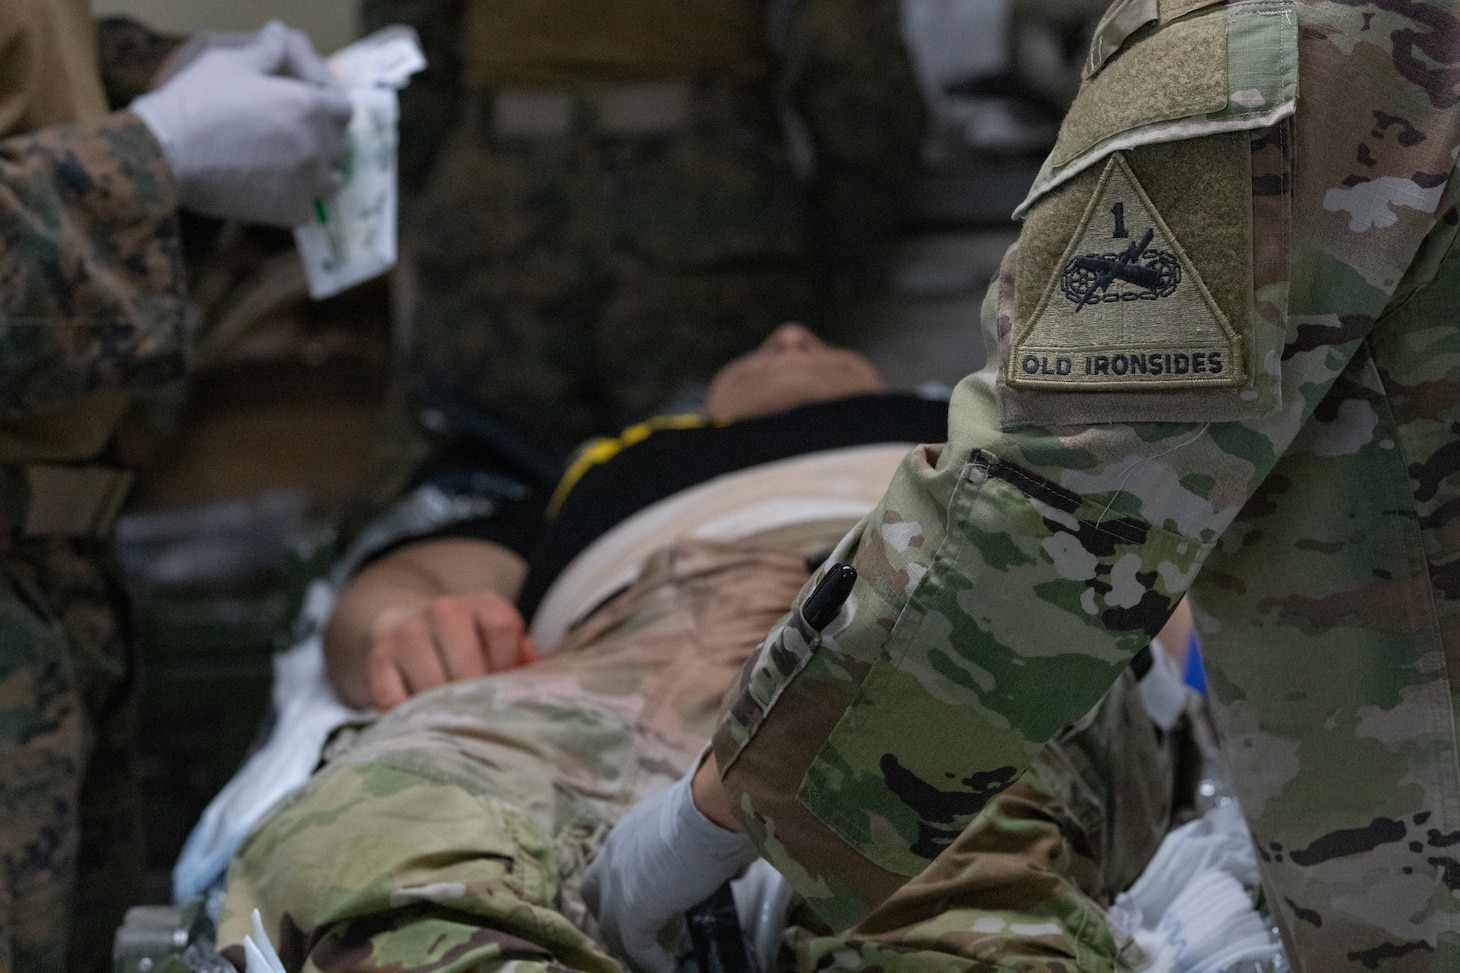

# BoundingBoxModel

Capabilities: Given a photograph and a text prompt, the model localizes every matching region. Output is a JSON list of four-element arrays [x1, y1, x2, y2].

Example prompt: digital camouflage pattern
[[0, 112, 183, 973], [0, 6, 190, 973], [0, 111, 189, 424], [0, 537, 144, 973], [219, 539, 1187, 973], [360, 0, 924, 453], [713, 1, 1460, 970]]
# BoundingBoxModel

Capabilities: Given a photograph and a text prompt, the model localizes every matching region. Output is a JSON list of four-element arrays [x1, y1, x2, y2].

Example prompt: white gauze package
[[294, 26, 426, 299]]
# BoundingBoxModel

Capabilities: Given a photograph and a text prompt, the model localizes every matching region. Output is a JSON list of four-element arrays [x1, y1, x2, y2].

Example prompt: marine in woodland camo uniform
[[360, 0, 925, 453], [707, 2, 1460, 970], [217, 536, 1189, 973], [0, 4, 191, 973]]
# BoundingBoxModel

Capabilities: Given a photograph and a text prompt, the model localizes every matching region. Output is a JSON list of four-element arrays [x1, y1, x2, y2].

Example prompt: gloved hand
[[583, 765, 758, 973], [130, 21, 352, 226]]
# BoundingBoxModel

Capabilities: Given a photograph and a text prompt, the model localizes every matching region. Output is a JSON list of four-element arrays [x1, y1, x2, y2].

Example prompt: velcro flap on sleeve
[[1019, 0, 1297, 218], [1084, 0, 1230, 79], [1060, 12, 1228, 167]]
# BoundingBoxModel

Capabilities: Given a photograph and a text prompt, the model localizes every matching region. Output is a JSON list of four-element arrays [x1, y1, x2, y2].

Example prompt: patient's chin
[[707, 369, 885, 421]]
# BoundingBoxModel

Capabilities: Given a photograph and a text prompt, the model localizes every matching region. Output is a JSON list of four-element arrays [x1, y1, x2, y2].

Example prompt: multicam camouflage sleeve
[[0, 112, 190, 421], [715, 1, 1460, 967]]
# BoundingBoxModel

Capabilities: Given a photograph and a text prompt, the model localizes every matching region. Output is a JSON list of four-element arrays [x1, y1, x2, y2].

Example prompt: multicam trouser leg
[[0, 538, 142, 973], [219, 540, 1182, 973], [780, 669, 1185, 973], [218, 542, 813, 972]]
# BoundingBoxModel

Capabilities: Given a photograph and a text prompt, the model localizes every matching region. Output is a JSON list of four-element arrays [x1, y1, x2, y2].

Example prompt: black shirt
[[380, 393, 949, 620]]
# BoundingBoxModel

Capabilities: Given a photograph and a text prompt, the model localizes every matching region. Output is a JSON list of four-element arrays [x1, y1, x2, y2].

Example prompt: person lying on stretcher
[[215, 324, 1200, 973]]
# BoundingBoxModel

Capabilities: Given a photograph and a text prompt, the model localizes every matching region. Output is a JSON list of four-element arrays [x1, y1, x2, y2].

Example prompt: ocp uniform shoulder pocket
[[998, 0, 1296, 428]]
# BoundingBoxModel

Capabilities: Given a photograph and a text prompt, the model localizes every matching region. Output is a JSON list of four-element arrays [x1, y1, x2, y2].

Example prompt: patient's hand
[[323, 537, 532, 710], [365, 590, 542, 710]]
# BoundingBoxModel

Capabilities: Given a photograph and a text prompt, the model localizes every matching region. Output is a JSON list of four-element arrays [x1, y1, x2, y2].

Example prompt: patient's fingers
[[368, 614, 449, 707], [475, 597, 528, 673], [518, 636, 544, 666], [396, 631, 448, 697], [428, 597, 489, 682], [367, 645, 411, 710], [365, 591, 537, 711]]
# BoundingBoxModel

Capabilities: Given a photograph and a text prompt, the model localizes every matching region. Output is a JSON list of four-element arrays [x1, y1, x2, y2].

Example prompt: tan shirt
[[0, 0, 106, 135], [530, 444, 914, 649]]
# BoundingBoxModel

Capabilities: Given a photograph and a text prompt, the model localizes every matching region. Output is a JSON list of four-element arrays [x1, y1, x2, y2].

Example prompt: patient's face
[[705, 323, 888, 421]]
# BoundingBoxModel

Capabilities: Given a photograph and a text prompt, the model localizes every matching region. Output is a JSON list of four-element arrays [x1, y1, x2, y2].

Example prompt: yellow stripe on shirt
[[547, 413, 711, 517]]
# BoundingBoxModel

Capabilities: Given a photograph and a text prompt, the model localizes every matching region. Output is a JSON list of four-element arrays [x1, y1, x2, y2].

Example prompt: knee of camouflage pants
[[219, 748, 624, 973], [774, 671, 1181, 973]]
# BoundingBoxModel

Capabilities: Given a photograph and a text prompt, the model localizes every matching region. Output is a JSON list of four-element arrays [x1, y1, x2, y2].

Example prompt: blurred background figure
[[0, 7, 351, 972], [365, 0, 927, 459]]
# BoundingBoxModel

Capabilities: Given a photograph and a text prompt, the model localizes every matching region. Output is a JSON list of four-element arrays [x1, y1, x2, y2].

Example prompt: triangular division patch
[[1008, 153, 1243, 391]]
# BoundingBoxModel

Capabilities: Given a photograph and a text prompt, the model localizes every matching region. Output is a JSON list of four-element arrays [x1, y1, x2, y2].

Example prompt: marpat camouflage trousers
[[0, 537, 142, 973]]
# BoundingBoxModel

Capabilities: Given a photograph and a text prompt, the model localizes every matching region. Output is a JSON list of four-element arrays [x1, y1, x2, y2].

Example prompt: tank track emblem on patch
[[1060, 224, 1181, 310], [1007, 154, 1244, 391]]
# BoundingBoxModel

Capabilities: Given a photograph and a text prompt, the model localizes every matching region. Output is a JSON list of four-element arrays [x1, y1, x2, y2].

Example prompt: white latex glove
[[130, 21, 352, 226], [583, 767, 758, 973], [243, 909, 286, 973]]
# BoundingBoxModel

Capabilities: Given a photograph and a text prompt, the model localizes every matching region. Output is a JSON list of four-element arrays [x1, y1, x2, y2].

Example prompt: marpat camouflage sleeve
[[0, 111, 189, 421], [714, 2, 1460, 964]]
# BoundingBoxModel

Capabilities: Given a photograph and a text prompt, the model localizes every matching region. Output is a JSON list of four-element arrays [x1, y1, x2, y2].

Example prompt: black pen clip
[[802, 564, 857, 632]]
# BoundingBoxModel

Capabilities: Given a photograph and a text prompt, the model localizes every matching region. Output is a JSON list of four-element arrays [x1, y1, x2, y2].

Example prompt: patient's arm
[[324, 537, 540, 710]]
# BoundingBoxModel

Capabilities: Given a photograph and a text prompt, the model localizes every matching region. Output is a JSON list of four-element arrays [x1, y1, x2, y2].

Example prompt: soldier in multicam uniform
[[360, 0, 925, 454], [215, 325, 1198, 973], [587, 1, 1460, 971], [0, 8, 351, 971]]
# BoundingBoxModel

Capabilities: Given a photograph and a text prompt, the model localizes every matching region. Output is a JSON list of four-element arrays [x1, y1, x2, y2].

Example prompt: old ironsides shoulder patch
[[1008, 153, 1243, 391]]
